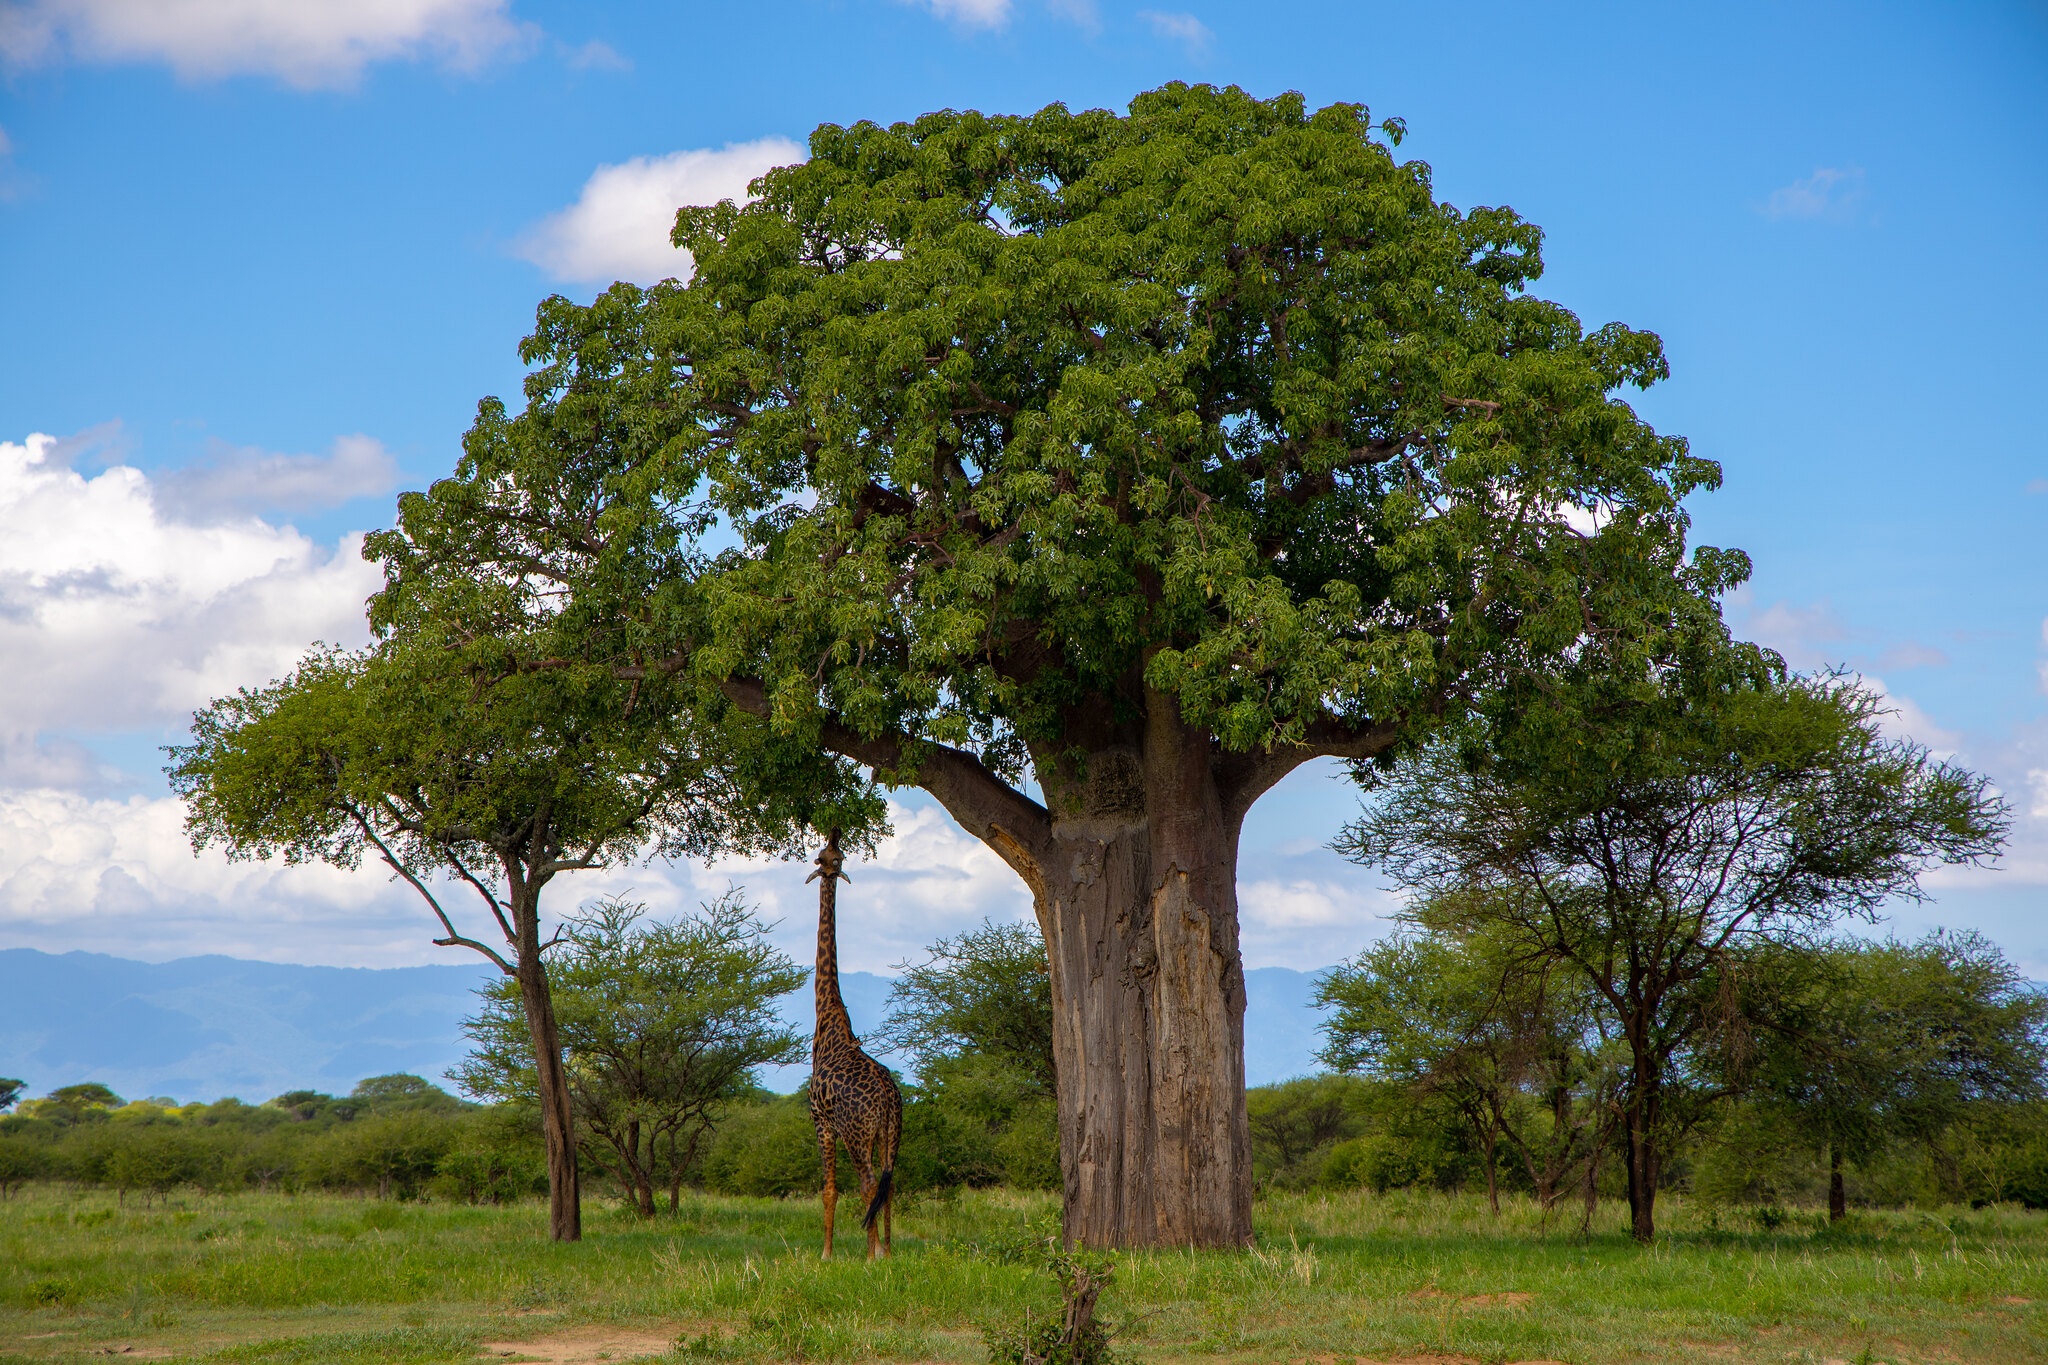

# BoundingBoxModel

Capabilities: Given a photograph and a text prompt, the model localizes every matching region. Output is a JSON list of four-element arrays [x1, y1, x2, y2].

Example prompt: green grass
[[1, 1183, 2044, 1363]]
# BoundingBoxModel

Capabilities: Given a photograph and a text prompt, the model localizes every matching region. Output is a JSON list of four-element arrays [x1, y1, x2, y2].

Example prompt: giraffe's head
[[807, 828, 851, 885]]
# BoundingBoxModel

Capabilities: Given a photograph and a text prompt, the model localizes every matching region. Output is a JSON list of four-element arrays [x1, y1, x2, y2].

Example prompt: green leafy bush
[[699, 1091, 834, 1197]]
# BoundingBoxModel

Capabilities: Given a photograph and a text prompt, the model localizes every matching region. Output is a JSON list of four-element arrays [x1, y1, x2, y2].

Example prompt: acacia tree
[[1743, 933, 2048, 1221], [169, 644, 863, 1240], [874, 920, 1057, 1098], [367, 84, 1741, 1246], [456, 893, 807, 1216], [1340, 665, 2008, 1241], [1317, 925, 1617, 1213]]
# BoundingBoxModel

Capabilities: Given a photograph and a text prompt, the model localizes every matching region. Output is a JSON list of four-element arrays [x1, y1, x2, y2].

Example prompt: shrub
[[700, 1092, 834, 1197], [432, 1108, 547, 1205], [994, 1098, 1061, 1191], [303, 1113, 457, 1199], [0, 1132, 46, 1196], [983, 1248, 1118, 1365]]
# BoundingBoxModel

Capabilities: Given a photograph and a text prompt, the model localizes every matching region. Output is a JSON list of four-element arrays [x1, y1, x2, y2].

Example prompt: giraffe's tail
[[862, 1168, 893, 1230]]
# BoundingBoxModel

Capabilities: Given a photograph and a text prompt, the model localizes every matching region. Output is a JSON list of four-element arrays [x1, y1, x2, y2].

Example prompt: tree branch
[[345, 806, 515, 975], [1218, 713, 1403, 829], [442, 844, 519, 947], [719, 677, 1055, 887]]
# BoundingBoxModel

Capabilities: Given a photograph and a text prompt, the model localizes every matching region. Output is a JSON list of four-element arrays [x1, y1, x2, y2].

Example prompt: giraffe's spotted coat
[[807, 831, 903, 1259]]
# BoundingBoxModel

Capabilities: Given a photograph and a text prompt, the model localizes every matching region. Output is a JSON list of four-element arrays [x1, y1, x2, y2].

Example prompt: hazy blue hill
[[0, 948, 494, 1104], [1243, 966, 1336, 1085], [0, 948, 1333, 1103]]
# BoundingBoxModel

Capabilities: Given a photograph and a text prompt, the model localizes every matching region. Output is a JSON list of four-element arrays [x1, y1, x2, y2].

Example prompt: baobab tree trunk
[[1032, 707, 1255, 1249]]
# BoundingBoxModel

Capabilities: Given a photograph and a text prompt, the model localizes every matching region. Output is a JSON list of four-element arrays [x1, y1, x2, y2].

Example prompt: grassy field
[[1, 1184, 2044, 1365]]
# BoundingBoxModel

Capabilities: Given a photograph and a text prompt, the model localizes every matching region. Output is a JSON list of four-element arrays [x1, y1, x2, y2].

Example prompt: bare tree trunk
[[1481, 1123, 1500, 1215], [1619, 1033, 1662, 1243], [624, 1120, 656, 1218], [1623, 1114, 1657, 1242], [514, 926, 581, 1242], [1035, 706, 1254, 1250], [1580, 1148, 1598, 1234], [666, 1127, 688, 1213], [1828, 1143, 1846, 1223]]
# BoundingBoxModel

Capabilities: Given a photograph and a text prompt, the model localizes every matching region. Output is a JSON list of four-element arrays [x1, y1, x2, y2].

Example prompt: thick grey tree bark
[[1033, 714, 1255, 1248]]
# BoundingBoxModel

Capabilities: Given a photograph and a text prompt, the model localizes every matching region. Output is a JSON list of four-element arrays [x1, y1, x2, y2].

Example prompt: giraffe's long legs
[[816, 1126, 838, 1259], [879, 1113, 900, 1258], [847, 1145, 879, 1261], [881, 1177, 893, 1258]]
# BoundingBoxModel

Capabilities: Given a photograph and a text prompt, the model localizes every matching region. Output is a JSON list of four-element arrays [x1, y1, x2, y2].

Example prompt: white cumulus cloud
[[910, 0, 1012, 27], [1763, 166, 1866, 222], [1858, 674, 1961, 756], [0, 0, 533, 88], [1736, 593, 1849, 670], [1045, 0, 1099, 32], [1137, 8, 1212, 54], [0, 789, 432, 964], [153, 433, 397, 521], [514, 138, 806, 287], [1239, 876, 1395, 969], [0, 430, 383, 764], [0, 783, 1038, 971], [560, 36, 626, 71]]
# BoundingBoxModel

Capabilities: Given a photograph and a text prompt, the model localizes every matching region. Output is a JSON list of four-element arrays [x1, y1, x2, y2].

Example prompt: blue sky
[[0, 0, 2044, 977]]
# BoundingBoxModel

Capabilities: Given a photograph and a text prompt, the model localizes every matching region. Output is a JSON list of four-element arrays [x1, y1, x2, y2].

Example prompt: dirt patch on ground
[[479, 1325, 685, 1364], [1403, 1288, 1535, 1309], [1287, 1356, 1561, 1365], [14, 1337, 174, 1359], [1289, 1357, 1482, 1365]]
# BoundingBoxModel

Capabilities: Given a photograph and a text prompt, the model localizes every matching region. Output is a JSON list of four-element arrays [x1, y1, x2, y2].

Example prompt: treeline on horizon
[[0, 1070, 1051, 1208], [4, 908, 2047, 1220]]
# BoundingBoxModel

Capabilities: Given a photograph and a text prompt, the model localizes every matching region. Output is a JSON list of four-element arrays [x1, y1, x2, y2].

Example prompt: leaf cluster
[[1735, 932, 2048, 1162], [366, 82, 1736, 795], [1342, 669, 2009, 977]]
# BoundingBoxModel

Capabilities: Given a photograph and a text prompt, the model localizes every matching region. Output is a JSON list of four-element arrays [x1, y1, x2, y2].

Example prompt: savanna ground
[[1, 1184, 2043, 1365]]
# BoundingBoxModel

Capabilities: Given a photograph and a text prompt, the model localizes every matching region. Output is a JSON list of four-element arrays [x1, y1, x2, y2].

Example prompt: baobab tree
[[367, 83, 1740, 1246]]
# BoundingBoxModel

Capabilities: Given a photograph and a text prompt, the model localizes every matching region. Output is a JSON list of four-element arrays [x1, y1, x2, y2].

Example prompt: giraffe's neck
[[815, 874, 855, 1048]]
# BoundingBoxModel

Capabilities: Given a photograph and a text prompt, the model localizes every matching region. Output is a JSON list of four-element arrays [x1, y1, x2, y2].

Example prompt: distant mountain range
[[0, 948, 1335, 1104]]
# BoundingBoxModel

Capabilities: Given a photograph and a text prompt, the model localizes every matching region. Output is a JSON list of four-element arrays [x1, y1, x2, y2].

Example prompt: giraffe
[[806, 829, 903, 1259]]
